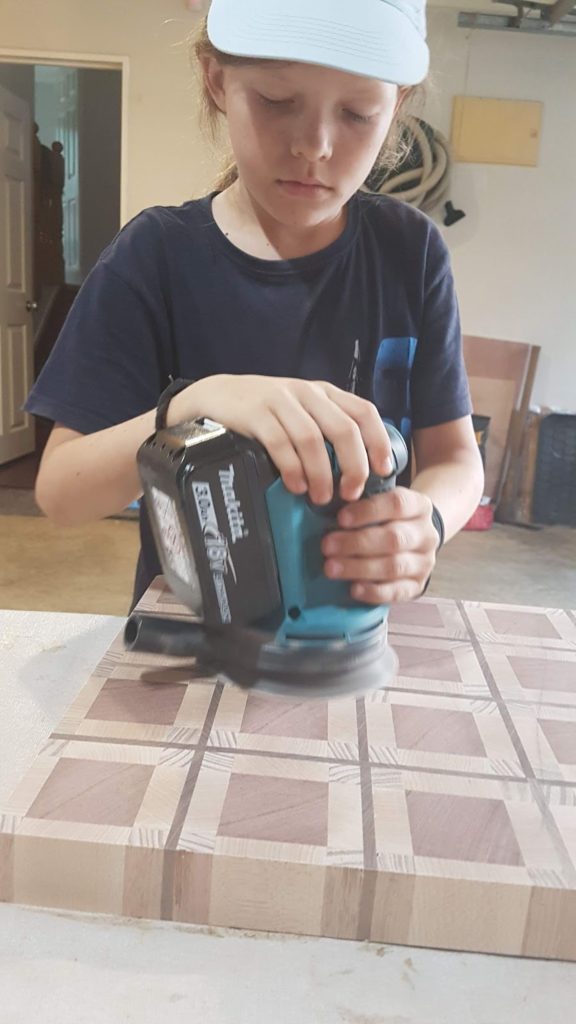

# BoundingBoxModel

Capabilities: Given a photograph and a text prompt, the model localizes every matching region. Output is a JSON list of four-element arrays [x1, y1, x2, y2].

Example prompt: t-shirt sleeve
[[24, 213, 175, 434], [409, 224, 472, 430]]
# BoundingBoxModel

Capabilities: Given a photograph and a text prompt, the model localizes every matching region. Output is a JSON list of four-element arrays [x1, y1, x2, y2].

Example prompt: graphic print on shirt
[[347, 339, 361, 394], [372, 337, 418, 445]]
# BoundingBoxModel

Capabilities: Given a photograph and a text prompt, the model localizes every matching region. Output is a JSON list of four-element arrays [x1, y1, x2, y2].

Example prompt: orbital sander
[[124, 417, 408, 699]]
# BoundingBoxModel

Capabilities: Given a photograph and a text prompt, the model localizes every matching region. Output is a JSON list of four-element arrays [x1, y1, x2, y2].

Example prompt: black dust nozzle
[[124, 614, 207, 658]]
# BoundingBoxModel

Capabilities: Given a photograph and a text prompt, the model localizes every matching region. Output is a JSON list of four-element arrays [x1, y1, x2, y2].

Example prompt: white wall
[[1, 0, 217, 218], [426, 9, 576, 411]]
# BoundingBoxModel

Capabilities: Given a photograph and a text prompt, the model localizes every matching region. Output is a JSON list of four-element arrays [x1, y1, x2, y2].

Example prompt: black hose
[[124, 614, 207, 657]]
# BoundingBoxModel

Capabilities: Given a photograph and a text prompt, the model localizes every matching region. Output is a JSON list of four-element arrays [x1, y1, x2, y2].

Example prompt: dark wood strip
[[355, 699, 377, 940], [48, 732, 533, 783], [160, 684, 223, 919]]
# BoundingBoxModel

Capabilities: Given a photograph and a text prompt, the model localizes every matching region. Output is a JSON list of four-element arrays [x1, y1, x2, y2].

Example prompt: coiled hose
[[365, 115, 451, 215]]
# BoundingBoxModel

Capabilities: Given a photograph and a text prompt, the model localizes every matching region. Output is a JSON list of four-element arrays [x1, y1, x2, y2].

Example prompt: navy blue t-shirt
[[25, 190, 471, 607]]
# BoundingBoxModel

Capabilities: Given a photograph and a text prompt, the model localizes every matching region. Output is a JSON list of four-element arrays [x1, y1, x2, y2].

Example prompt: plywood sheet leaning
[[505, 409, 544, 526], [496, 348, 541, 524], [463, 335, 538, 501], [2, 578, 576, 960]]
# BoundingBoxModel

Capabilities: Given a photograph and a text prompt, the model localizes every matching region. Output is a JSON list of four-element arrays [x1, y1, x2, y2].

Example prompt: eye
[[345, 110, 376, 125], [258, 94, 293, 108]]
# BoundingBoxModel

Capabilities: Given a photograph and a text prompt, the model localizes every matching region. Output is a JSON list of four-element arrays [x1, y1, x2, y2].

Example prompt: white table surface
[[1, 608, 575, 1024]]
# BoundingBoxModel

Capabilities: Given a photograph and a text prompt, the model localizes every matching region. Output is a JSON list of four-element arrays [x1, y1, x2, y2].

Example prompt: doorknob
[[26, 300, 38, 312]]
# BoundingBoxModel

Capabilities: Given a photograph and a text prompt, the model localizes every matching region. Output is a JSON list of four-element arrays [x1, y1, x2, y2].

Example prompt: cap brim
[[207, 0, 429, 87]]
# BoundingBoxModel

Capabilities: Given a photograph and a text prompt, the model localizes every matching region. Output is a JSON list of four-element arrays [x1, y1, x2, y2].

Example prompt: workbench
[[1, 605, 575, 1024]]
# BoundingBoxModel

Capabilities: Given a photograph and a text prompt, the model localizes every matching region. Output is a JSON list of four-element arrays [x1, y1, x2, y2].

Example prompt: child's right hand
[[169, 374, 394, 506]]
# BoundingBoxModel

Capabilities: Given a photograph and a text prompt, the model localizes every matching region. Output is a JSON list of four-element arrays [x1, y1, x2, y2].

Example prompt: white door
[[0, 83, 35, 466]]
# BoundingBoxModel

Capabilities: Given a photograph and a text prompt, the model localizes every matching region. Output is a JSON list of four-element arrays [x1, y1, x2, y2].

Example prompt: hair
[[191, 16, 426, 193]]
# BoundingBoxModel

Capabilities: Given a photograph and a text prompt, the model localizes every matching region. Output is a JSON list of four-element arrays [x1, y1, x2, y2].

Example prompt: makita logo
[[191, 480, 235, 621], [219, 464, 249, 543]]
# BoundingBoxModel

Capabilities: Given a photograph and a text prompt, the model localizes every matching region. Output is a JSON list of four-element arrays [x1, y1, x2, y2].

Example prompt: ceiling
[[429, 0, 576, 35]]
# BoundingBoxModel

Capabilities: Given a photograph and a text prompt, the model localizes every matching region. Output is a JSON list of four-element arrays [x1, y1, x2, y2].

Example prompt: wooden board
[[463, 335, 536, 500], [468, 376, 517, 499], [2, 578, 576, 960], [451, 97, 542, 167], [495, 347, 541, 524]]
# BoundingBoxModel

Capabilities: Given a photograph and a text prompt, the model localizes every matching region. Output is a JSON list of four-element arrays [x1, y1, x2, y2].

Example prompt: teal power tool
[[124, 418, 408, 699]]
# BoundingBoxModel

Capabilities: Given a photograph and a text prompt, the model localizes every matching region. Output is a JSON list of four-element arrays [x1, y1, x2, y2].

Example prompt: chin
[[268, 190, 343, 226]]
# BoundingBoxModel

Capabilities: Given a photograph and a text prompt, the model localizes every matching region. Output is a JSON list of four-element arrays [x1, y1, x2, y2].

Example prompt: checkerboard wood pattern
[[2, 579, 576, 959]]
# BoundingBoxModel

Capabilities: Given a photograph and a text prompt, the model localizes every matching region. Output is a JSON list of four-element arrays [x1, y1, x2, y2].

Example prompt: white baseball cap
[[206, 0, 429, 87]]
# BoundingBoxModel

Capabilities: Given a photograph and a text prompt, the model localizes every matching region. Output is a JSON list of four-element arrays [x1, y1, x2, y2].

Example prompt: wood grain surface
[[2, 579, 576, 960]]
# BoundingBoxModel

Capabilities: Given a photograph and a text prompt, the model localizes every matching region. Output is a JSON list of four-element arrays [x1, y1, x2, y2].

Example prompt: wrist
[[157, 379, 197, 429], [420, 503, 444, 598], [430, 503, 445, 551], [167, 375, 227, 428]]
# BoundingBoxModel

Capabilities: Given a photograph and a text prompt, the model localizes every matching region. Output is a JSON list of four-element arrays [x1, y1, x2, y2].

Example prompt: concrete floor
[[0, 509, 574, 615], [0, 515, 140, 616], [429, 522, 576, 608]]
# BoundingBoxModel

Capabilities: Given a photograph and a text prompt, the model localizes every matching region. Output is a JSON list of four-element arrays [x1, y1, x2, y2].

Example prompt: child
[[25, 0, 484, 611]]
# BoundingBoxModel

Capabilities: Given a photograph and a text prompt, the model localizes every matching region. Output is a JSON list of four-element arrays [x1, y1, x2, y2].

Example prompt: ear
[[201, 56, 227, 114]]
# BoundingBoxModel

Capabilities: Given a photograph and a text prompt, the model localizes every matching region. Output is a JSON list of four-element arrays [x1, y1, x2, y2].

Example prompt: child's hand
[[173, 375, 393, 506], [321, 488, 438, 604]]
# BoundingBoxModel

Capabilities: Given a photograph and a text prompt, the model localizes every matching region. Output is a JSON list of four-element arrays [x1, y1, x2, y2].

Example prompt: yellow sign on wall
[[451, 97, 543, 167]]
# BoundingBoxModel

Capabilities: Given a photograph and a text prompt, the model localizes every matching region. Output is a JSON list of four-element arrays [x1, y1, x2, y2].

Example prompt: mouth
[[276, 179, 332, 197]]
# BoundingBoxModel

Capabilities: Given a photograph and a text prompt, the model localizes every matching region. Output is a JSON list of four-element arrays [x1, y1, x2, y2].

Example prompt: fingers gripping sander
[[125, 420, 408, 699]]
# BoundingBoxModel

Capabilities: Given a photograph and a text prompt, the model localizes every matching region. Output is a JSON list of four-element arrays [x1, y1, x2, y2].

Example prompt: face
[[204, 59, 401, 230]]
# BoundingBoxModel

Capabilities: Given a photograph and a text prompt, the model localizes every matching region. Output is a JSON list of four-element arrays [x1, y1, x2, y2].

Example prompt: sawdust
[[401, 968, 415, 991], [361, 942, 392, 957], [26, 907, 317, 944], [337, 1013, 412, 1024], [19, 906, 227, 938]]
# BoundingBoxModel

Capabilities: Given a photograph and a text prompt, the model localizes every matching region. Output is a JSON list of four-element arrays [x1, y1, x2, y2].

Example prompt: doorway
[[0, 56, 123, 495]]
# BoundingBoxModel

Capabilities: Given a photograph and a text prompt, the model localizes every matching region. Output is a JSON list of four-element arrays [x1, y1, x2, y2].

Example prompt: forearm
[[35, 410, 158, 526], [35, 380, 214, 527], [410, 450, 484, 542]]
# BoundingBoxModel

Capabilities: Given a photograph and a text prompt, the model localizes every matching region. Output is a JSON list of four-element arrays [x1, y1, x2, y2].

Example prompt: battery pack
[[138, 420, 283, 628]]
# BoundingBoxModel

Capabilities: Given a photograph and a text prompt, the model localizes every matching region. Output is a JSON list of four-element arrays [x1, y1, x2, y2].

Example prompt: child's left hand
[[321, 488, 438, 604]]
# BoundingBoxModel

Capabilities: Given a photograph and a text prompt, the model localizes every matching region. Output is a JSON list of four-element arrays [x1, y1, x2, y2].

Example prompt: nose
[[290, 113, 333, 163]]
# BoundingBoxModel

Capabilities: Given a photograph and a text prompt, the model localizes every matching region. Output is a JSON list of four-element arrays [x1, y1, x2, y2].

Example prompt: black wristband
[[431, 504, 445, 551], [155, 378, 195, 431], [420, 505, 445, 597]]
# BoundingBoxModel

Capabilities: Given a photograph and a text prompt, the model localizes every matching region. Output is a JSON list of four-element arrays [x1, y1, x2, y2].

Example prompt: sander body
[[125, 418, 408, 699]]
